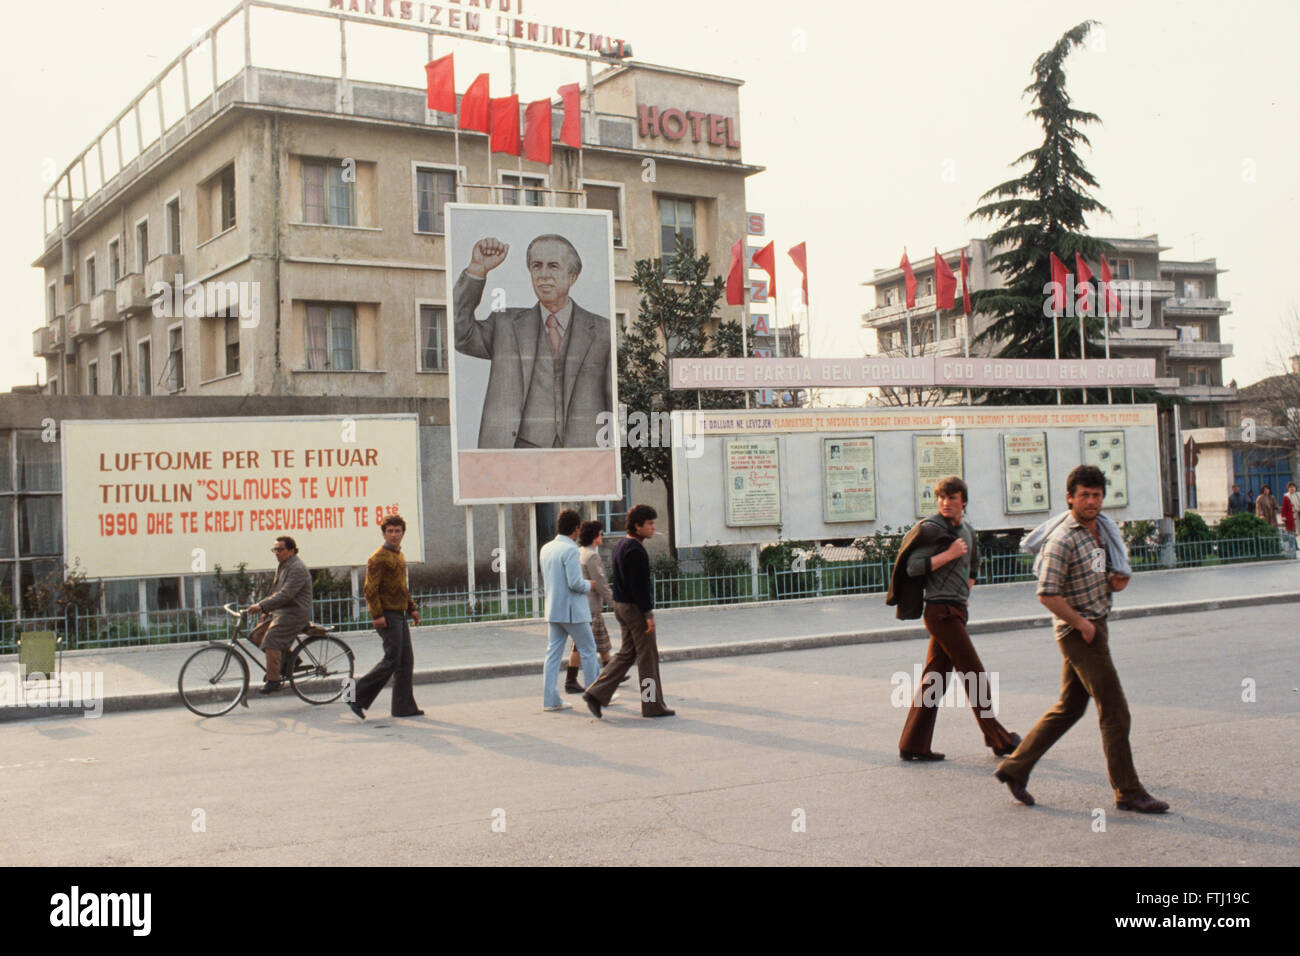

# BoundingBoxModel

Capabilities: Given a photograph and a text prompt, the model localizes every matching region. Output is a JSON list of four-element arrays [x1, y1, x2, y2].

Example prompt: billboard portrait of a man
[[445, 204, 620, 505], [453, 232, 612, 449]]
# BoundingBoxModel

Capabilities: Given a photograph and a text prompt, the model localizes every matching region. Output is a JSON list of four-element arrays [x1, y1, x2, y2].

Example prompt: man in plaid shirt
[[994, 465, 1169, 814]]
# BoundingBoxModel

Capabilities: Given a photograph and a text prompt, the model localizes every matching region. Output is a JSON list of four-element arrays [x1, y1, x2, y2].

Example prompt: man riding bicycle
[[247, 535, 313, 694]]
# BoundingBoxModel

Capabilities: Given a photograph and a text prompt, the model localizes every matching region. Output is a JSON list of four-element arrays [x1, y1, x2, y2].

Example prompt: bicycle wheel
[[178, 645, 249, 717], [290, 636, 355, 704]]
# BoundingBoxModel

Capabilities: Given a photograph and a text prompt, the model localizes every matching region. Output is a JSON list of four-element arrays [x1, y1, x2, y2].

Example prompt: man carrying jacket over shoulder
[[889, 476, 1020, 762]]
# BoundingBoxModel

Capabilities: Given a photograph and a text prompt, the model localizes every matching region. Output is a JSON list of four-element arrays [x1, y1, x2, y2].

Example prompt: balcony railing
[[90, 288, 119, 329], [1167, 340, 1232, 360], [115, 273, 150, 314]]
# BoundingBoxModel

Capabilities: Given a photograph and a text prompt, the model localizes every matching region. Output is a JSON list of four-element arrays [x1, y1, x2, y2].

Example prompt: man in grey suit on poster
[[453, 234, 613, 449]]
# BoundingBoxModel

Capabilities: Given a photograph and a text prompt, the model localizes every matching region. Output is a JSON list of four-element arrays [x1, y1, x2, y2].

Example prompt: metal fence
[[2, 535, 1293, 654]]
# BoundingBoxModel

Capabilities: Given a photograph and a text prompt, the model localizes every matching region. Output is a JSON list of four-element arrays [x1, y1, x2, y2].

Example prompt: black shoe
[[645, 709, 676, 718], [258, 680, 283, 695], [993, 733, 1022, 758], [619, 676, 630, 686], [393, 709, 425, 718], [994, 768, 1035, 806], [899, 750, 945, 761], [564, 681, 585, 694], [1116, 791, 1169, 814], [347, 701, 366, 721], [581, 692, 602, 719]]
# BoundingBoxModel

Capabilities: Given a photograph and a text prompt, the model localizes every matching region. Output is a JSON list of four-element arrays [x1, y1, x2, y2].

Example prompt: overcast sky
[[3, 0, 1296, 394]]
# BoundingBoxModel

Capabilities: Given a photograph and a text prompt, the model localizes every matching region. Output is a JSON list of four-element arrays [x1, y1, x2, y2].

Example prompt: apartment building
[[861, 236, 1236, 425]]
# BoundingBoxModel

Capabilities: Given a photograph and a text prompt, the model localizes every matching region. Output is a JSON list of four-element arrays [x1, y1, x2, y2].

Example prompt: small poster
[[1081, 430, 1129, 507], [1002, 432, 1051, 515], [725, 437, 781, 527], [823, 437, 877, 523], [914, 434, 964, 517]]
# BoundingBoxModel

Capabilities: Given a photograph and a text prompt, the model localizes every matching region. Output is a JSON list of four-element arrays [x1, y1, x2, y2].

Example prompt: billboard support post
[[497, 504, 507, 612], [350, 567, 361, 622], [137, 579, 147, 630], [465, 507, 476, 615], [529, 505, 539, 619], [749, 544, 760, 601]]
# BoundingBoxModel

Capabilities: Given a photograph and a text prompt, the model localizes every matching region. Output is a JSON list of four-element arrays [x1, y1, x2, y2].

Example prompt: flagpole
[[904, 307, 913, 407], [1053, 310, 1061, 406], [1079, 292, 1087, 405]]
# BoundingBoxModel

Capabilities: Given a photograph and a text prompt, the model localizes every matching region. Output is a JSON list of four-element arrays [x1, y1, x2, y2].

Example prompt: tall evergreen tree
[[970, 20, 1116, 405], [618, 237, 745, 556]]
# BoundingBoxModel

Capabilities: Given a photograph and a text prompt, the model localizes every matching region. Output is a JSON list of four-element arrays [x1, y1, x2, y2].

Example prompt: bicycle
[[178, 603, 355, 718]]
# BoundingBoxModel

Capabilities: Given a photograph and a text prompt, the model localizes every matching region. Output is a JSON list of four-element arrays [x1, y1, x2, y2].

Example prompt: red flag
[[523, 98, 552, 164], [558, 83, 582, 149], [787, 242, 808, 304], [934, 249, 957, 311], [489, 95, 521, 156], [459, 73, 489, 132], [1099, 255, 1120, 316], [425, 54, 455, 113], [899, 250, 917, 308], [1075, 253, 1094, 315], [1049, 252, 1067, 316], [752, 241, 776, 300], [959, 250, 972, 317], [726, 238, 744, 306]]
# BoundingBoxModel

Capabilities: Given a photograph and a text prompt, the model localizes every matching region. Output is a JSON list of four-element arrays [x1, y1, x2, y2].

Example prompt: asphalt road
[[1, 604, 1296, 866]]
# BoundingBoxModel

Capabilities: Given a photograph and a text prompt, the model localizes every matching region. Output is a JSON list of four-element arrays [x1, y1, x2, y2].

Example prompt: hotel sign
[[326, 0, 630, 56]]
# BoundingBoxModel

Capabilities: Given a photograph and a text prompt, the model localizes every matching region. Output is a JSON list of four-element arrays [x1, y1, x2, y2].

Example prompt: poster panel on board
[[1001, 432, 1051, 515], [823, 437, 877, 522], [1081, 430, 1129, 506], [914, 434, 964, 517], [725, 437, 781, 527]]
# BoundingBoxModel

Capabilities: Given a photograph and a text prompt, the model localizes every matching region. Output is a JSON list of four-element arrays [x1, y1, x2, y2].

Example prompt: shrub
[[700, 544, 749, 604], [311, 567, 352, 598], [1216, 512, 1282, 562], [24, 560, 101, 621]]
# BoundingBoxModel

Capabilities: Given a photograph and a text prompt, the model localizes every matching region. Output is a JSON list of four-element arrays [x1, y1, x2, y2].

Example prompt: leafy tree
[[969, 20, 1121, 405], [618, 236, 746, 556], [24, 560, 101, 620]]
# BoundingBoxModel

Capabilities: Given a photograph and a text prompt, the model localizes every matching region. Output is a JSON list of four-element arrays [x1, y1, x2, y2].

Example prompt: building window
[[500, 172, 545, 207], [135, 219, 149, 272], [220, 165, 236, 232], [1182, 278, 1204, 299], [47, 283, 56, 322], [16, 431, 61, 492], [84, 255, 96, 302], [883, 288, 897, 307], [1183, 365, 1209, 387], [583, 182, 623, 246], [418, 305, 447, 371], [416, 167, 457, 233], [923, 276, 934, 297], [18, 498, 61, 556], [1112, 258, 1133, 280], [303, 161, 355, 225], [110, 351, 123, 395], [224, 316, 240, 375], [138, 339, 152, 395], [87, 360, 99, 396], [941, 315, 956, 340], [108, 238, 121, 286], [305, 305, 358, 370], [164, 326, 185, 391], [597, 477, 632, 534], [659, 197, 696, 259], [166, 198, 181, 255]]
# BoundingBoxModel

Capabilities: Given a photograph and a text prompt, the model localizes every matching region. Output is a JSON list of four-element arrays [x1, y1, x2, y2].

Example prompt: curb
[[4, 590, 1299, 723]]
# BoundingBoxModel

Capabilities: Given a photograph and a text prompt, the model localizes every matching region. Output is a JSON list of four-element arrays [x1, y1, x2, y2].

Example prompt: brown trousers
[[899, 603, 1016, 754], [584, 602, 670, 716], [997, 617, 1143, 800]]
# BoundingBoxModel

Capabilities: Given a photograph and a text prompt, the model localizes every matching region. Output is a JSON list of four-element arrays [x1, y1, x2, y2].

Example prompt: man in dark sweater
[[897, 476, 1019, 761], [582, 504, 675, 719]]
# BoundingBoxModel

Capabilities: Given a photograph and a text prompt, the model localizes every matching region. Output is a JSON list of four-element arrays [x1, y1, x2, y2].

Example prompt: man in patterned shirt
[[995, 465, 1169, 813]]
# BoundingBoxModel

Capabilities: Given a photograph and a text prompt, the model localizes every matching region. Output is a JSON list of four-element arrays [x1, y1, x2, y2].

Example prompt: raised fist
[[468, 237, 509, 278]]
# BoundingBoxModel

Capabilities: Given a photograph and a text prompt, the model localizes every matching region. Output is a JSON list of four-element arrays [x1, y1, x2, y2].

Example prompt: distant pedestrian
[[1255, 485, 1278, 527], [582, 504, 675, 719], [564, 520, 614, 693], [1280, 482, 1298, 533], [349, 515, 423, 720], [247, 535, 312, 695], [890, 477, 1020, 761], [1227, 483, 1251, 515], [994, 465, 1168, 813], [539, 509, 602, 712]]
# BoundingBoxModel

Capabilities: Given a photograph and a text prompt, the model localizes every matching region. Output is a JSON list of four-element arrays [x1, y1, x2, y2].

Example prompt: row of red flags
[[895, 248, 1122, 317], [725, 240, 808, 307], [424, 53, 581, 164]]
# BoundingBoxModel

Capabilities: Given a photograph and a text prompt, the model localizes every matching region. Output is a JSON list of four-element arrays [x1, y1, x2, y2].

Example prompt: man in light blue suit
[[539, 509, 602, 711]]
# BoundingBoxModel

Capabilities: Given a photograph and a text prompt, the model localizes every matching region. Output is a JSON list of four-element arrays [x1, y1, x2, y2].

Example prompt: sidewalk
[[2, 559, 1297, 721]]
